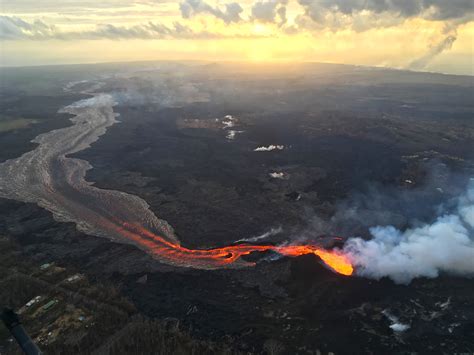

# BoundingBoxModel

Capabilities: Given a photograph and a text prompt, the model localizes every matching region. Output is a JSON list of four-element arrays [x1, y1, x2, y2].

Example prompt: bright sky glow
[[1, 0, 473, 74]]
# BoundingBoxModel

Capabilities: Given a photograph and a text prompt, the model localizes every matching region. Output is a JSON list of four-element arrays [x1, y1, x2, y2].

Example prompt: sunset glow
[[1, 1, 473, 74]]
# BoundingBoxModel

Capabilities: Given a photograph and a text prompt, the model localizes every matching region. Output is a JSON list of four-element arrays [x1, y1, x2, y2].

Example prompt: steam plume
[[236, 226, 283, 243], [344, 179, 474, 284], [408, 30, 457, 70]]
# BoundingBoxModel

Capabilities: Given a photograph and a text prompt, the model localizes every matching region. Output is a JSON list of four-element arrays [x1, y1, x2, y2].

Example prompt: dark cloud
[[179, 0, 243, 23], [251, 0, 288, 26], [298, 0, 474, 25], [0, 16, 56, 40], [0, 16, 262, 41]]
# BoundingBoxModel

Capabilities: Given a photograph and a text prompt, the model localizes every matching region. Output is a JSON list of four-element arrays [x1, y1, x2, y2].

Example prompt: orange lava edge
[[106, 219, 353, 275]]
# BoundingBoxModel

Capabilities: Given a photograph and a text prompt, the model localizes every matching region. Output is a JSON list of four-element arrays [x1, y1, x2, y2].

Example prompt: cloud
[[179, 0, 243, 23], [0, 16, 258, 41], [343, 179, 474, 284], [289, 0, 472, 67], [296, 0, 474, 32], [299, 0, 474, 22], [406, 18, 468, 71], [86, 22, 204, 40], [293, 9, 406, 33], [0, 16, 57, 40], [1, 0, 135, 12], [251, 0, 288, 26]]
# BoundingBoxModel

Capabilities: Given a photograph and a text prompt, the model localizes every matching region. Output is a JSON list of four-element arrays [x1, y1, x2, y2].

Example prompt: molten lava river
[[114, 221, 354, 276], [0, 89, 353, 277]]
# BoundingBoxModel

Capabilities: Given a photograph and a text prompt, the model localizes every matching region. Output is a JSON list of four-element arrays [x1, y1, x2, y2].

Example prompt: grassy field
[[0, 117, 38, 133], [0, 236, 240, 355]]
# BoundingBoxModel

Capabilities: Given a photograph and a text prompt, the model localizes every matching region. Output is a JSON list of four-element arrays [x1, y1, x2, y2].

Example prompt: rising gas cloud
[[408, 34, 457, 71], [343, 179, 474, 284]]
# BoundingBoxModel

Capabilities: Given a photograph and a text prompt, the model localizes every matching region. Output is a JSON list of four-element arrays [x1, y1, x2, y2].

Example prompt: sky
[[1, 0, 473, 74]]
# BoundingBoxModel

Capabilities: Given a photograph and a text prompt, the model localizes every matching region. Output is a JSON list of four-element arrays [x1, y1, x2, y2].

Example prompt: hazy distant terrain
[[0, 62, 473, 354]]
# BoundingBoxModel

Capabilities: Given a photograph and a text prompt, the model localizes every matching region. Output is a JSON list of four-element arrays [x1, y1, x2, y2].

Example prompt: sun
[[247, 45, 273, 62], [253, 23, 268, 35]]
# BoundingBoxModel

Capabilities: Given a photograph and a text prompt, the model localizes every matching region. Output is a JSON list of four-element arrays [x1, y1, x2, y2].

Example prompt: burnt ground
[[77, 101, 474, 247], [0, 198, 473, 354], [1, 62, 474, 354]]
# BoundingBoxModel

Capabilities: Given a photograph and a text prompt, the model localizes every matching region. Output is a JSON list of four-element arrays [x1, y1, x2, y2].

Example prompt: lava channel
[[112, 221, 354, 275], [0, 89, 353, 277]]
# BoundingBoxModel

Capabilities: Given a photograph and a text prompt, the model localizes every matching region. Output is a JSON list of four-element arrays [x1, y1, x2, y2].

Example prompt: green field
[[0, 117, 38, 133]]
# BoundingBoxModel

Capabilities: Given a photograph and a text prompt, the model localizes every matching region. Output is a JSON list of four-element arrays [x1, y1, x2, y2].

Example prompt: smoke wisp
[[236, 226, 283, 243], [408, 34, 457, 70]]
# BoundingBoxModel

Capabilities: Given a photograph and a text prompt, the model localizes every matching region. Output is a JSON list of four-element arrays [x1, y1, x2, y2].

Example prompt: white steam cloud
[[382, 310, 410, 333], [254, 145, 285, 152], [269, 172, 286, 179], [344, 179, 474, 284]]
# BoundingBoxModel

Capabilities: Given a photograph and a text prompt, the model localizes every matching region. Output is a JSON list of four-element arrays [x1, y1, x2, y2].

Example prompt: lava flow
[[0, 90, 353, 277], [114, 221, 354, 275]]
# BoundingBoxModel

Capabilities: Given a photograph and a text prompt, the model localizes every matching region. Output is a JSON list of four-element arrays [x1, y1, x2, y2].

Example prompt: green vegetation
[[0, 236, 241, 355], [0, 118, 38, 133]]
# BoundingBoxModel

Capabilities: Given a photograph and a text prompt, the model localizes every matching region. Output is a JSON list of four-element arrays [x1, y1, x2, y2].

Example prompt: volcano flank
[[0, 62, 473, 354]]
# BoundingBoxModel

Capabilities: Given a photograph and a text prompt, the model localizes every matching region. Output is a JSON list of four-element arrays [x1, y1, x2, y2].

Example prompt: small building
[[42, 300, 57, 311]]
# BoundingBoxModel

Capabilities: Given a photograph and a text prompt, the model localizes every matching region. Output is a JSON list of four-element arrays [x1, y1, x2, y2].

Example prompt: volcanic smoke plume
[[343, 179, 474, 284], [408, 34, 457, 70]]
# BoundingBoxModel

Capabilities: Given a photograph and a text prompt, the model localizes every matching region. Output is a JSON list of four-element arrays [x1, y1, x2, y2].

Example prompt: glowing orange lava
[[273, 245, 354, 275], [107, 220, 353, 276]]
